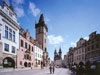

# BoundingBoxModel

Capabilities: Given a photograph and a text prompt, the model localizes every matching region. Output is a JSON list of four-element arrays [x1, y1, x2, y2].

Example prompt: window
[[21, 40, 23, 47], [96, 44, 99, 48], [45, 39, 46, 43], [12, 46, 15, 53], [0, 33, 1, 40], [4, 43, 9, 52], [9, 28, 12, 40], [20, 61, 22, 65], [25, 42, 27, 49], [9, 11, 12, 17], [13, 31, 15, 42], [29, 45, 31, 51], [5, 26, 8, 39], [30, 56, 31, 60], [88, 47, 90, 51], [91, 45, 94, 50], [32, 47, 33, 52], [24, 55, 26, 59]]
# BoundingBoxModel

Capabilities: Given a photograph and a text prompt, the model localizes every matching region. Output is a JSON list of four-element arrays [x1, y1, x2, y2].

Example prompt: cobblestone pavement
[[0, 67, 73, 75]]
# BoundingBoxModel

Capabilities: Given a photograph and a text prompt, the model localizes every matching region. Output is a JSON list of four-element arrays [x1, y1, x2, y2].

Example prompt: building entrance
[[3, 57, 15, 68]]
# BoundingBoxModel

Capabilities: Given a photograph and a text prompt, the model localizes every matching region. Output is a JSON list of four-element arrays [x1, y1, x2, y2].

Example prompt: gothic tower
[[59, 48, 62, 59], [54, 49, 57, 60], [35, 14, 48, 51]]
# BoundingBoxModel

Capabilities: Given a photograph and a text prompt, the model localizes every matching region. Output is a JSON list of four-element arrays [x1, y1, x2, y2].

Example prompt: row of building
[[0, 2, 49, 68], [64, 31, 100, 68]]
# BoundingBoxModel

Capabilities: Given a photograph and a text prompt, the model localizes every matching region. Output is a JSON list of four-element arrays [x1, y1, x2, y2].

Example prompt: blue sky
[[1, 0, 100, 60]]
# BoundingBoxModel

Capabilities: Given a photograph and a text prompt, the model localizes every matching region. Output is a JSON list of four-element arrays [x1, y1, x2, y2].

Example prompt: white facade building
[[34, 45, 43, 67], [0, 2, 20, 68]]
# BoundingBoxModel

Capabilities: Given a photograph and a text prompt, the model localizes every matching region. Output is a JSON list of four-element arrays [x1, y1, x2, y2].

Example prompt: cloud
[[11, 0, 25, 18], [45, 17, 50, 23], [48, 35, 64, 45], [70, 36, 89, 47], [84, 36, 89, 40], [29, 2, 40, 17], [13, 0, 24, 4], [71, 42, 76, 47], [15, 7, 24, 17]]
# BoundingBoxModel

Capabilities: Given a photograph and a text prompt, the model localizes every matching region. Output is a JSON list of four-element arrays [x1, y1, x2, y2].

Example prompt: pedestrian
[[49, 66, 52, 74], [41, 61, 43, 69], [53, 66, 55, 74]]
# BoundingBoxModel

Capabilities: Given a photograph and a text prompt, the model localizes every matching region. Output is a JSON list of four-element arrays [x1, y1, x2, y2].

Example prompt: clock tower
[[35, 14, 48, 66], [35, 14, 48, 51]]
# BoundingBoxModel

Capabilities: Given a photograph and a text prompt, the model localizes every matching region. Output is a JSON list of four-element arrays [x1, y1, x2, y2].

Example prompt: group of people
[[71, 63, 100, 75], [49, 66, 55, 74]]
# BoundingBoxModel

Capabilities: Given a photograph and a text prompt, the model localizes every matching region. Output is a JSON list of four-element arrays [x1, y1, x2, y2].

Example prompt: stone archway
[[28, 62, 31, 67], [24, 62, 27, 67], [3, 57, 15, 68]]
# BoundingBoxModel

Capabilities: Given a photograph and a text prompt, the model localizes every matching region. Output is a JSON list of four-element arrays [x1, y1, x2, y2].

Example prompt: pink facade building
[[17, 28, 35, 68]]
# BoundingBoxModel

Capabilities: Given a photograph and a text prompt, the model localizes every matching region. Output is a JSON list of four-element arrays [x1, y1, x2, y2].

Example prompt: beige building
[[85, 31, 100, 63], [66, 52, 69, 68], [68, 47, 74, 68], [73, 38, 86, 64]]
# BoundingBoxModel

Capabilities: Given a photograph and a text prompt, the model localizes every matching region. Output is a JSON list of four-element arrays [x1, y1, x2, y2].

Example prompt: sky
[[1, 0, 100, 60]]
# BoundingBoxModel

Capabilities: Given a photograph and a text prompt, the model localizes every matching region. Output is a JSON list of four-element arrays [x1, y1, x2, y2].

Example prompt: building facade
[[0, 2, 20, 68], [68, 47, 74, 69], [66, 31, 100, 69], [85, 31, 100, 63], [66, 52, 69, 68], [34, 42, 43, 67], [73, 38, 86, 65], [35, 14, 48, 66], [17, 28, 35, 68]]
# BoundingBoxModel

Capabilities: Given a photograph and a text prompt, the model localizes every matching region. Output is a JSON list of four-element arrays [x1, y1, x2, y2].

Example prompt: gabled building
[[17, 27, 35, 68], [0, 2, 20, 68]]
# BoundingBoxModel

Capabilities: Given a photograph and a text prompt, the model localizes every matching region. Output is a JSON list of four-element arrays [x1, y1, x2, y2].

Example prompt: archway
[[24, 62, 27, 67], [28, 63, 31, 67], [3, 57, 15, 68]]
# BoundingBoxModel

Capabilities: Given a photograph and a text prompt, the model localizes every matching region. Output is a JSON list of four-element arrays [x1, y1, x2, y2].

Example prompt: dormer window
[[9, 11, 12, 17]]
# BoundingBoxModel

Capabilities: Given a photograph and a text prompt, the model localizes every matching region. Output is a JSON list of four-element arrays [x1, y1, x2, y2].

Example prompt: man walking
[[53, 66, 55, 74]]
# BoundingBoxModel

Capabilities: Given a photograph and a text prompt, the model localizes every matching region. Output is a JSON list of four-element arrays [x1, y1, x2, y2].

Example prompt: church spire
[[59, 47, 62, 53], [54, 49, 57, 54], [39, 14, 45, 23]]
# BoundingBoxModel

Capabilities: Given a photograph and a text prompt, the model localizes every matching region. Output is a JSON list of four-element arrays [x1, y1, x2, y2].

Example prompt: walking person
[[53, 66, 55, 74], [49, 66, 52, 74], [41, 61, 43, 69]]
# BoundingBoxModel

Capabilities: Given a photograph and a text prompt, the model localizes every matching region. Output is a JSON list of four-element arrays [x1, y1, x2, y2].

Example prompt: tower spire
[[39, 14, 45, 23]]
